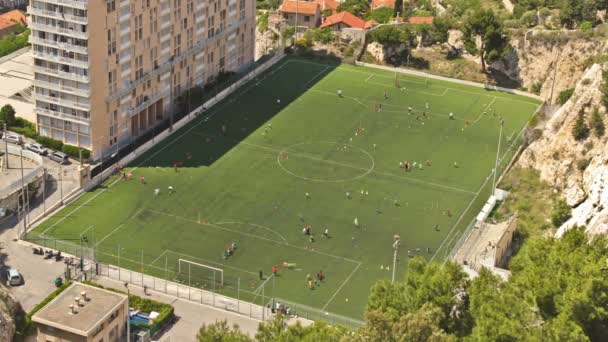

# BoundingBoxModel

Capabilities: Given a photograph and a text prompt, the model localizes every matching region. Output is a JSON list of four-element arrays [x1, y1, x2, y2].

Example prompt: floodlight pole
[[124, 282, 130, 342], [2, 122, 8, 170], [492, 119, 504, 196], [392, 238, 400, 283]]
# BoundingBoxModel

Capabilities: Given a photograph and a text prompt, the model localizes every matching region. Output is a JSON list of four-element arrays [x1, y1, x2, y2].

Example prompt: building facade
[[28, 0, 255, 160]]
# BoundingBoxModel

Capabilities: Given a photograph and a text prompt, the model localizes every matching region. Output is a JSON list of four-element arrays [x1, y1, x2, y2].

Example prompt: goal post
[[178, 258, 224, 286]]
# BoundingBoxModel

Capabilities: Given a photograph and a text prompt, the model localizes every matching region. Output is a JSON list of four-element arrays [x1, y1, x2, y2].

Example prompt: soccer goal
[[178, 258, 224, 286]]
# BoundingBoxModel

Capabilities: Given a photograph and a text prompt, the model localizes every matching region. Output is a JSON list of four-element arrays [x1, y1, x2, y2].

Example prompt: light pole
[[392, 235, 401, 283], [492, 119, 504, 196], [2, 122, 8, 170], [124, 282, 130, 342]]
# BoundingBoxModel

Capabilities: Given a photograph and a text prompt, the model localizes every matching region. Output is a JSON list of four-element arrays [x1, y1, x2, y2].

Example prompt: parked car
[[3, 134, 23, 145], [5, 269, 22, 286], [0, 207, 9, 218], [25, 143, 48, 155], [49, 151, 69, 164]]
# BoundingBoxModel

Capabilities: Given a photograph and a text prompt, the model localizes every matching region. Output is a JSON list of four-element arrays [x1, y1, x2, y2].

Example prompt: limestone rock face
[[518, 63, 608, 237], [0, 290, 18, 342]]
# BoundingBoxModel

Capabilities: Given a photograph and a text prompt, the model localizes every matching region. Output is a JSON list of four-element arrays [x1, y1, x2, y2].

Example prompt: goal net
[[177, 258, 224, 287]]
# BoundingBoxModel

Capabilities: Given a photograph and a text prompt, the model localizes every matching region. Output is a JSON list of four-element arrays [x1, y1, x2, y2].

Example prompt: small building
[[320, 11, 378, 31], [32, 282, 129, 342], [0, 9, 26, 38], [371, 0, 396, 10], [314, 0, 340, 14], [278, 0, 321, 29]]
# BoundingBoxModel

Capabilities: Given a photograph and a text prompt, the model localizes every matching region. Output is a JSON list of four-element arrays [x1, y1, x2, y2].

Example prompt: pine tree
[[572, 112, 590, 140], [590, 108, 605, 137]]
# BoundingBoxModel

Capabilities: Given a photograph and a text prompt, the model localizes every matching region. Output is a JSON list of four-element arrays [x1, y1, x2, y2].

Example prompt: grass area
[[29, 57, 539, 320]]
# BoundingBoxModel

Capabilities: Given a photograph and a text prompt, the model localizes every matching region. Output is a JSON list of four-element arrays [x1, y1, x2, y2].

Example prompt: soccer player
[[139, 176, 145, 184], [338, 89, 342, 97], [425, 102, 429, 110], [272, 265, 279, 276], [168, 186, 174, 194], [354, 217, 359, 227], [408, 106, 413, 114], [384, 90, 388, 100], [449, 112, 454, 120], [323, 228, 329, 238], [276, 98, 281, 104], [154, 188, 160, 196]]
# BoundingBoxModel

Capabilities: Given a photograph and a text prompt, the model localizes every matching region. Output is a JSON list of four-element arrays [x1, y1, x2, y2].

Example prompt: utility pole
[[59, 163, 64, 205], [492, 119, 504, 196], [19, 149, 26, 236], [2, 122, 8, 170]]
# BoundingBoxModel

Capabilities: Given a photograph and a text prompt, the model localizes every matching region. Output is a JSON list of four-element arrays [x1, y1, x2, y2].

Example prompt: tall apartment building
[[28, 0, 255, 161]]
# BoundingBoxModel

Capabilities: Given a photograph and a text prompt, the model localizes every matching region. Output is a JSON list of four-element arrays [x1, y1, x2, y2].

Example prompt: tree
[[255, 314, 348, 342], [394, 0, 404, 16], [572, 112, 590, 141], [197, 320, 253, 342], [558, 88, 575, 105], [430, 17, 453, 44], [366, 7, 394, 23], [336, 0, 369, 17], [551, 198, 572, 227], [0, 104, 16, 127], [590, 108, 605, 137], [560, 0, 583, 28], [463, 9, 510, 72]]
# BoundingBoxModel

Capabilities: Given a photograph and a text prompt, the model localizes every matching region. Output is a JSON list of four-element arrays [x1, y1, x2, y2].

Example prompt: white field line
[[365, 74, 374, 82], [39, 59, 301, 238], [472, 96, 498, 124], [166, 249, 259, 276], [310, 88, 468, 122], [365, 79, 449, 97], [150, 249, 169, 267], [146, 208, 362, 265], [216, 221, 288, 242], [303, 65, 331, 88], [240, 140, 476, 195], [321, 262, 361, 311], [94, 208, 145, 248]]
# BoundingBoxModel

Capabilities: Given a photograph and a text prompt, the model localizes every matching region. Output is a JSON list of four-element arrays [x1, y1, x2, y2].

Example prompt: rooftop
[[0, 10, 26, 30], [279, 0, 319, 15], [408, 16, 434, 24], [321, 11, 371, 29], [371, 0, 396, 9], [32, 283, 128, 336]]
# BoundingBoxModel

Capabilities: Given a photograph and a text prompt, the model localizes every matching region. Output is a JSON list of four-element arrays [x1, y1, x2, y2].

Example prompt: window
[[304, 16, 310, 22], [107, 0, 115, 12]]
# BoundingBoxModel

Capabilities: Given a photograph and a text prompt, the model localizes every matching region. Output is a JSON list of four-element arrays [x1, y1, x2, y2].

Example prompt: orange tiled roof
[[0, 10, 26, 30], [321, 11, 367, 29], [371, 0, 396, 9], [407, 16, 434, 24], [279, 1, 320, 15]]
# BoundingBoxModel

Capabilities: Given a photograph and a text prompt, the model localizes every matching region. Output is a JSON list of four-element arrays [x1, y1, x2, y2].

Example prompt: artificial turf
[[30, 57, 539, 321]]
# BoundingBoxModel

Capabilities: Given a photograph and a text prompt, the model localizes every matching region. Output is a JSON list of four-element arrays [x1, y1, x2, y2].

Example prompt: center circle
[[276, 141, 375, 182]]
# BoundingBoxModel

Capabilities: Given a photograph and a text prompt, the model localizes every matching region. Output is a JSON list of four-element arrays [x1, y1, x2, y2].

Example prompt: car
[[49, 151, 69, 164], [25, 143, 48, 155], [3, 134, 23, 145], [5, 269, 22, 286], [0, 207, 9, 218]]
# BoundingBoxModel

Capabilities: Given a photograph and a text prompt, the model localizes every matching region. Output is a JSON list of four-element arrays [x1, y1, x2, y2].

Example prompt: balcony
[[30, 21, 88, 40], [29, 36, 88, 55], [126, 90, 168, 118], [32, 50, 89, 69], [27, 6, 88, 24], [34, 79, 90, 98], [34, 93, 90, 111], [36, 107, 90, 125], [34, 65, 89, 83], [39, 0, 88, 10]]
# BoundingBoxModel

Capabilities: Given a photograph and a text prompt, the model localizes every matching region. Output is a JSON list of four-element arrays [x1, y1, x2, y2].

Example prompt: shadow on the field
[[134, 57, 339, 168]]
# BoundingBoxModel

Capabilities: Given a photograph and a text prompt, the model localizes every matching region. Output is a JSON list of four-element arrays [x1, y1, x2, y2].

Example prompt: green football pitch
[[30, 57, 539, 320]]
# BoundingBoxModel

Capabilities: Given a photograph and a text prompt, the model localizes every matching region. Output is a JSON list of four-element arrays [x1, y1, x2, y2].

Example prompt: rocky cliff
[[518, 63, 608, 237]]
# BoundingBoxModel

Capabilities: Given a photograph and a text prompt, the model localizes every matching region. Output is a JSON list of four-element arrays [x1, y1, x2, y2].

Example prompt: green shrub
[[580, 21, 593, 32], [590, 108, 605, 137], [576, 158, 591, 171], [0, 104, 16, 126], [551, 198, 572, 227], [10, 126, 38, 139], [572, 112, 590, 141], [62, 144, 91, 160], [558, 88, 574, 105], [531, 82, 542, 94], [36, 135, 64, 151], [520, 11, 538, 28]]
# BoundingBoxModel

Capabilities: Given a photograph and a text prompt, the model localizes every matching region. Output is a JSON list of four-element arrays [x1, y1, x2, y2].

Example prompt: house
[[320, 11, 378, 31], [407, 16, 434, 24], [279, 0, 321, 29], [0, 9, 26, 38], [32, 282, 129, 342]]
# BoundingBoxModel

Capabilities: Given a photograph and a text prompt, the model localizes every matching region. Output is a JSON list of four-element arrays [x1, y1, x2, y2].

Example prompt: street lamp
[[124, 282, 130, 342], [392, 235, 401, 283]]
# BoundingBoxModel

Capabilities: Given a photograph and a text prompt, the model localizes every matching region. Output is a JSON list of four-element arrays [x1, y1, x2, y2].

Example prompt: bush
[[0, 104, 16, 126], [520, 11, 538, 28], [551, 198, 572, 227], [572, 112, 590, 141], [577, 158, 591, 171], [580, 21, 593, 32], [590, 108, 605, 137], [36, 135, 63, 151], [62, 144, 91, 160], [558, 88, 574, 105], [311, 28, 333, 44], [531, 82, 542, 94]]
